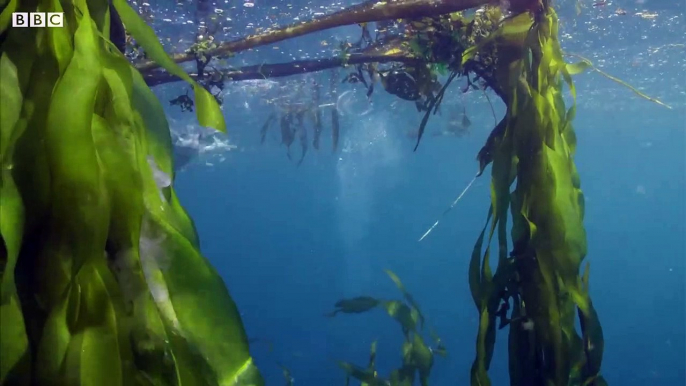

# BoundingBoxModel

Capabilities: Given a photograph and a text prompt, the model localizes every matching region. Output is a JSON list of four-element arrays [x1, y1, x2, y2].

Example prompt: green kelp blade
[[86, 0, 112, 39], [36, 0, 112, 382], [97, 54, 201, 386], [0, 174, 29, 384], [127, 56, 201, 246], [383, 269, 425, 329], [63, 260, 133, 386], [575, 264, 605, 383], [337, 361, 385, 385], [36, 282, 73, 382], [565, 61, 592, 76], [139, 215, 263, 385], [469, 207, 492, 307], [0, 49, 25, 299], [111, 0, 226, 132], [130, 68, 174, 177], [380, 300, 418, 335], [131, 68, 201, 244], [40, 0, 109, 281], [0, 0, 18, 33], [366, 340, 377, 370], [0, 292, 30, 384], [9, 28, 55, 233], [45, 0, 73, 75], [0, 52, 23, 161], [513, 92, 575, 386], [0, 56, 27, 379], [95, 47, 183, 386], [130, 87, 262, 383], [92, 112, 165, 380]]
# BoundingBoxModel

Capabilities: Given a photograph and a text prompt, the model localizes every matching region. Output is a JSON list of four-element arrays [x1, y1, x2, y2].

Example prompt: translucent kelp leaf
[[565, 61, 591, 76], [138, 213, 265, 385]]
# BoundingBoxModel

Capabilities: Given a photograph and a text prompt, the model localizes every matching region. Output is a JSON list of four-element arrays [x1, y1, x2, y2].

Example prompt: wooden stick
[[135, 0, 494, 73], [143, 53, 422, 86]]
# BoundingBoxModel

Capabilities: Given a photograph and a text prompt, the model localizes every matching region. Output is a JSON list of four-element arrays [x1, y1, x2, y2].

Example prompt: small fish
[[325, 296, 380, 317], [442, 106, 471, 137], [277, 363, 295, 386], [169, 90, 194, 112]]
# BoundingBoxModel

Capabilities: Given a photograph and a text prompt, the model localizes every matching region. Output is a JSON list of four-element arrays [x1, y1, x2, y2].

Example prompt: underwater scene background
[[145, 0, 684, 384]]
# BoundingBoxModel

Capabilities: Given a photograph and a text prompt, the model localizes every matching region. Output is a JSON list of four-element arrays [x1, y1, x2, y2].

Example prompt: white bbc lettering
[[30, 12, 46, 27], [11, 12, 64, 27], [12, 13, 28, 27], [47, 12, 64, 27]]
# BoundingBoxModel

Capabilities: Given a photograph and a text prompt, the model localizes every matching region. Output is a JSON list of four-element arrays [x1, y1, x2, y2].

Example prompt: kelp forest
[[0, 0, 672, 385]]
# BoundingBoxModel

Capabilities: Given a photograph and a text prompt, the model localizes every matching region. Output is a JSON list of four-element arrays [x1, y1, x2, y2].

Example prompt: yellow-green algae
[[0, 0, 263, 384]]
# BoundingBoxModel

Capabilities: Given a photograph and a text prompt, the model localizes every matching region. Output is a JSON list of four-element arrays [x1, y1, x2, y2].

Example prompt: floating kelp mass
[[0, 0, 671, 385]]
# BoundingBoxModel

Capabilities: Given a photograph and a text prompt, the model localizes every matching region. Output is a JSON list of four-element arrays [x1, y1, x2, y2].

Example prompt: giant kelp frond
[[0, 0, 263, 384], [467, 7, 607, 386]]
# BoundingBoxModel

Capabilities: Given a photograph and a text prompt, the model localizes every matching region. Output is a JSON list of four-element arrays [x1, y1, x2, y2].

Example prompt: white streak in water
[[418, 173, 478, 242]]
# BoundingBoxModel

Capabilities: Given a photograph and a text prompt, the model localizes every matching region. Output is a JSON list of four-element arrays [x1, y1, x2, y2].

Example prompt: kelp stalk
[[135, 0, 492, 73]]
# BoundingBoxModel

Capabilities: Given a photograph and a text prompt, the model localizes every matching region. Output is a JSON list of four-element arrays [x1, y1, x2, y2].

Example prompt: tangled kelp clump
[[0, 0, 263, 384], [328, 270, 446, 386]]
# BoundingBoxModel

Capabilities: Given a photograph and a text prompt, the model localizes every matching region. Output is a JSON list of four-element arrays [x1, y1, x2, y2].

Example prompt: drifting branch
[[144, 52, 421, 87], [135, 0, 493, 73]]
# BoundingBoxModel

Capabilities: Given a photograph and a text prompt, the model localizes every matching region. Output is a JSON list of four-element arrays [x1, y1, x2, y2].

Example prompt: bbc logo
[[12, 12, 64, 27]]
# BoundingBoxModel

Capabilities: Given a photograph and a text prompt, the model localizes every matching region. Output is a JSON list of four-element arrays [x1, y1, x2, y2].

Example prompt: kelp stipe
[[0, 0, 263, 384]]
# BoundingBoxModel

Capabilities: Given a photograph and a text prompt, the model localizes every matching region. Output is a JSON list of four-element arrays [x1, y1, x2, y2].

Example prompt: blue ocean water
[[150, 0, 685, 384]]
